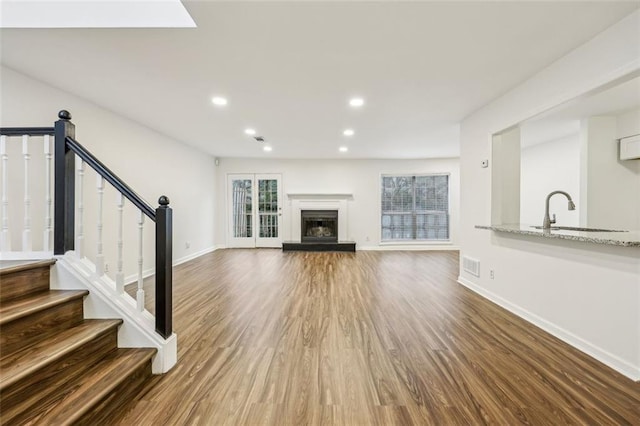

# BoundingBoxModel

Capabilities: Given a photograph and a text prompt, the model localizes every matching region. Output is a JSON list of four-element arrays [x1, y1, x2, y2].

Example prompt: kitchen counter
[[475, 224, 640, 247]]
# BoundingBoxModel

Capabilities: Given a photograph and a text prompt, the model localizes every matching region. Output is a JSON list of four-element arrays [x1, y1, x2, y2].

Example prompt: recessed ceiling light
[[343, 129, 355, 136], [211, 96, 227, 106], [263, 146, 272, 152], [245, 128, 256, 135], [349, 98, 364, 107], [339, 146, 348, 153]]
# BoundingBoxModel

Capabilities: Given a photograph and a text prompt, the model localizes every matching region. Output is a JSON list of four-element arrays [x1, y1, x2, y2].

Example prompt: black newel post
[[155, 195, 173, 338], [54, 110, 76, 255]]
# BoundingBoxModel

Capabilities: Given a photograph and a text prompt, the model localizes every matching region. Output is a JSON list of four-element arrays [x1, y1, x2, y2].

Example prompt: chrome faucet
[[543, 190, 576, 229]]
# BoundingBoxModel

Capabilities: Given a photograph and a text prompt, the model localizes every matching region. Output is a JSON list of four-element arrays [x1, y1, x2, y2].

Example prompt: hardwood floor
[[116, 249, 640, 425]]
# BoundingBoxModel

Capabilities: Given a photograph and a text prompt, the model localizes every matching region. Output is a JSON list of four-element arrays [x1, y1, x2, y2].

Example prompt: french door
[[227, 174, 282, 248]]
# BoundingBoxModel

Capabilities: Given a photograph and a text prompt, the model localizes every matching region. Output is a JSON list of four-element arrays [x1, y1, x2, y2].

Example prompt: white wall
[[491, 127, 521, 224], [459, 10, 640, 380], [520, 134, 580, 226], [0, 66, 217, 277], [616, 108, 640, 231], [617, 108, 640, 139], [214, 157, 459, 250], [582, 115, 640, 230]]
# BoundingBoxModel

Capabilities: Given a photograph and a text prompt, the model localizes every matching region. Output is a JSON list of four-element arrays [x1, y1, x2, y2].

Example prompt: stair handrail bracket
[[1, 110, 174, 346]]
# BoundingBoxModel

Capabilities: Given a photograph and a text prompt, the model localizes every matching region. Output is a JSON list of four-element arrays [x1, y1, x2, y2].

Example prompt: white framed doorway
[[227, 174, 283, 248]]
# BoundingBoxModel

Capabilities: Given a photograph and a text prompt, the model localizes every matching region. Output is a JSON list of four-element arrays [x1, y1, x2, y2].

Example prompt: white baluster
[[43, 135, 52, 251], [95, 175, 105, 276], [115, 193, 125, 294], [22, 135, 32, 251], [76, 159, 85, 258], [0, 136, 10, 251], [136, 210, 145, 311]]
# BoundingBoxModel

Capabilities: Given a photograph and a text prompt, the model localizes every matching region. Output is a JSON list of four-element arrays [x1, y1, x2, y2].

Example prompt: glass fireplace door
[[227, 174, 282, 248]]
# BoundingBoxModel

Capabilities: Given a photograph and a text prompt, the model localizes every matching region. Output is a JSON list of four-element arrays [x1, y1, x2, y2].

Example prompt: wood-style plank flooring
[[116, 250, 640, 425]]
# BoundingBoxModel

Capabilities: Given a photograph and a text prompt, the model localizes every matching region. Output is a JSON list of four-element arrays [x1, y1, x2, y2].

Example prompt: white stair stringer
[[50, 252, 177, 374]]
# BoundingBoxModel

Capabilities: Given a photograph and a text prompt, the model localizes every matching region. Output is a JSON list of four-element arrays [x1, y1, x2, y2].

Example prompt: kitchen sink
[[531, 226, 627, 232]]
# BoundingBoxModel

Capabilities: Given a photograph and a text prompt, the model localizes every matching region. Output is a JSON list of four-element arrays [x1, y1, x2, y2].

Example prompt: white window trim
[[379, 172, 451, 244]]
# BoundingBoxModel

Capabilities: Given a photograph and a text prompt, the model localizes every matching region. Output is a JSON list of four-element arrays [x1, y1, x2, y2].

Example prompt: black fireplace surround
[[301, 210, 338, 243]]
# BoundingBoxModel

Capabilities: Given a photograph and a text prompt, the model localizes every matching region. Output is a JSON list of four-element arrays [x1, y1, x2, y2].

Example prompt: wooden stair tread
[[0, 257, 157, 424], [32, 348, 156, 425], [0, 318, 122, 390], [0, 259, 56, 275], [0, 289, 89, 325]]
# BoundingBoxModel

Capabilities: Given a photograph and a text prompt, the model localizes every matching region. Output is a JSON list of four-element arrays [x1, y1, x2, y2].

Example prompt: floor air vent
[[462, 256, 480, 277]]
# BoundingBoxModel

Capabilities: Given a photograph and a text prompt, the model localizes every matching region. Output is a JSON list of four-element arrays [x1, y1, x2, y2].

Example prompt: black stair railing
[[1, 110, 173, 338]]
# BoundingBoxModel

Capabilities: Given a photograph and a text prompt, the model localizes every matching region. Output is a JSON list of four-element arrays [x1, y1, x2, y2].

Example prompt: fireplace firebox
[[301, 210, 338, 243]]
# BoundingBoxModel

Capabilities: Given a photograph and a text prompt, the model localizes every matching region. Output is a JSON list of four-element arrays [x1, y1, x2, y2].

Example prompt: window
[[232, 179, 252, 238], [381, 174, 449, 241]]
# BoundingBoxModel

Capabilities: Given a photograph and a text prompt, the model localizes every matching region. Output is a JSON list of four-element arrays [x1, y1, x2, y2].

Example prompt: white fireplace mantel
[[286, 193, 353, 199], [287, 193, 352, 242]]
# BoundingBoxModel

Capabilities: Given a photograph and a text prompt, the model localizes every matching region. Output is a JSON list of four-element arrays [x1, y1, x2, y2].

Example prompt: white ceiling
[[521, 74, 640, 148], [0, 0, 195, 28], [1, 1, 638, 159]]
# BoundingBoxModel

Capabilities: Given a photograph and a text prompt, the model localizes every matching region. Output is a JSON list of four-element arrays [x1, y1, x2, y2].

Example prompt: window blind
[[381, 174, 449, 241]]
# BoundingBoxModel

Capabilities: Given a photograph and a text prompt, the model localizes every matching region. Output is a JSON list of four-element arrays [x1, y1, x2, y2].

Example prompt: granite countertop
[[475, 224, 640, 247]]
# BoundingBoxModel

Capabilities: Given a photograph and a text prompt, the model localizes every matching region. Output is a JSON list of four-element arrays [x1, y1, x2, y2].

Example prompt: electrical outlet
[[185, 241, 191, 249], [490, 269, 495, 279], [104, 263, 109, 273]]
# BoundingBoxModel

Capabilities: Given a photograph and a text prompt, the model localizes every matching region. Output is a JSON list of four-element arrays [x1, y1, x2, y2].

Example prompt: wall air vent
[[462, 256, 480, 277]]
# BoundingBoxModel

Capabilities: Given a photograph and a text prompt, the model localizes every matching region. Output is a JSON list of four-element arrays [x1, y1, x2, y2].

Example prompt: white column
[[95, 174, 105, 276], [76, 159, 85, 258], [43, 135, 52, 251], [22, 135, 32, 251], [136, 210, 145, 311], [0, 136, 10, 251], [115, 193, 125, 294]]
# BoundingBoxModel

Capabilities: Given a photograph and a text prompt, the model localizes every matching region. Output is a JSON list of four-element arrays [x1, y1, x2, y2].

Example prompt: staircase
[[0, 260, 155, 425]]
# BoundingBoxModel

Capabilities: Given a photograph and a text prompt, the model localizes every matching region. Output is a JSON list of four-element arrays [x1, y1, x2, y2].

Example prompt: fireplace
[[301, 210, 338, 243]]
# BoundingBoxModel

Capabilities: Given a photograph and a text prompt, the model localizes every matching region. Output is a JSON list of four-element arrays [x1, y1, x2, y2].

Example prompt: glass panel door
[[255, 174, 282, 248], [227, 174, 282, 248], [228, 174, 255, 247]]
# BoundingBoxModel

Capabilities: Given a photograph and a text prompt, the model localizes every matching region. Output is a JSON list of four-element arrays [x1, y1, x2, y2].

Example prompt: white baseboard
[[1, 245, 219, 275], [359, 245, 459, 251], [174, 246, 217, 266], [123, 245, 219, 285], [457, 275, 640, 381]]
